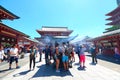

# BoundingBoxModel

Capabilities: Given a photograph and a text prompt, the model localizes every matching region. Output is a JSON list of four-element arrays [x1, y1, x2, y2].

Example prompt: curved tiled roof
[[0, 5, 19, 20]]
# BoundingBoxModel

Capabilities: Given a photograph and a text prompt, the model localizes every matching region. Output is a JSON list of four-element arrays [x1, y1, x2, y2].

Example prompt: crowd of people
[[40, 42, 76, 72], [0, 42, 120, 72], [34, 42, 100, 71], [0, 42, 104, 72]]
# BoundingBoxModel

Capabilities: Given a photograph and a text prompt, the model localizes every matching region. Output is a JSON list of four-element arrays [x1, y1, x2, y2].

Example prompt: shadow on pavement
[[13, 70, 30, 77], [0, 67, 18, 73], [89, 63, 97, 65], [32, 64, 73, 78], [77, 67, 86, 71], [35, 61, 40, 63], [86, 54, 120, 64], [0, 69, 10, 73], [74, 62, 80, 66]]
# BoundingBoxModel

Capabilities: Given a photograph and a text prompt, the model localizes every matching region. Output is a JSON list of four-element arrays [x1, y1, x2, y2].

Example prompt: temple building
[[89, 0, 120, 56], [35, 26, 73, 46], [0, 5, 37, 47]]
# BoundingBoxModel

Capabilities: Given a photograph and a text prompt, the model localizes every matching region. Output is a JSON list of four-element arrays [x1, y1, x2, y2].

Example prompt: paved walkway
[[1, 53, 120, 80]]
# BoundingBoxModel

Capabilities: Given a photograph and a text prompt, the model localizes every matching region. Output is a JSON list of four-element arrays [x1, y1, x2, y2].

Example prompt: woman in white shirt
[[9, 44, 19, 70], [0, 46, 6, 63]]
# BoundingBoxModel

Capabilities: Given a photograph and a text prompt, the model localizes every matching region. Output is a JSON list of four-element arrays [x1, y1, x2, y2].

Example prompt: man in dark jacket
[[43, 45, 50, 65], [90, 44, 98, 64]]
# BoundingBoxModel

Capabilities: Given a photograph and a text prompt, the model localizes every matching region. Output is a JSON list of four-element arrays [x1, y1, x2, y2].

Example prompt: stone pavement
[[0, 53, 29, 79], [1, 53, 120, 80]]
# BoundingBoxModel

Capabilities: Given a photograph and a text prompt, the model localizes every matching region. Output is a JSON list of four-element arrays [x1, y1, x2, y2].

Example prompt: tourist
[[71, 45, 75, 62], [75, 44, 81, 62], [0, 45, 6, 63], [114, 46, 120, 61], [54, 46, 60, 72], [38, 45, 42, 62], [9, 44, 19, 69], [79, 44, 86, 69], [29, 45, 37, 70], [90, 44, 98, 64], [62, 42, 69, 71], [43, 45, 50, 65]]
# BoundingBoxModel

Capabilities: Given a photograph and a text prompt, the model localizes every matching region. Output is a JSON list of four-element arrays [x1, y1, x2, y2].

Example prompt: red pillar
[[16, 34, 20, 44], [116, 39, 120, 54]]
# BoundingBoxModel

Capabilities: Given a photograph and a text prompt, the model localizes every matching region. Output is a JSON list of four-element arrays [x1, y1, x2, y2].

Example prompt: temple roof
[[106, 6, 120, 16], [106, 20, 120, 25], [106, 16, 115, 21], [36, 26, 73, 36], [0, 23, 29, 37], [102, 29, 120, 36], [0, 5, 19, 20], [38, 26, 72, 31], [88, 29, 120, 42]]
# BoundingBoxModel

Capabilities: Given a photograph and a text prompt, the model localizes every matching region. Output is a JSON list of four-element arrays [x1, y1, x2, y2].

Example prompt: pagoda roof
[[106, 12, 120, 21], [105, 22, 115, 25], [104, 25, 120, 32], [106, 16, 115, 20], [106, 20, 120, 25], [0, 5, 19, 20], [0, 22, 29, 37], [106, 6, 120, 16]]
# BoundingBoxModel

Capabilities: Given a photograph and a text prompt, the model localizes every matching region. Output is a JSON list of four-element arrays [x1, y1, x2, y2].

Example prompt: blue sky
[[0, 0, 117, 38]]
